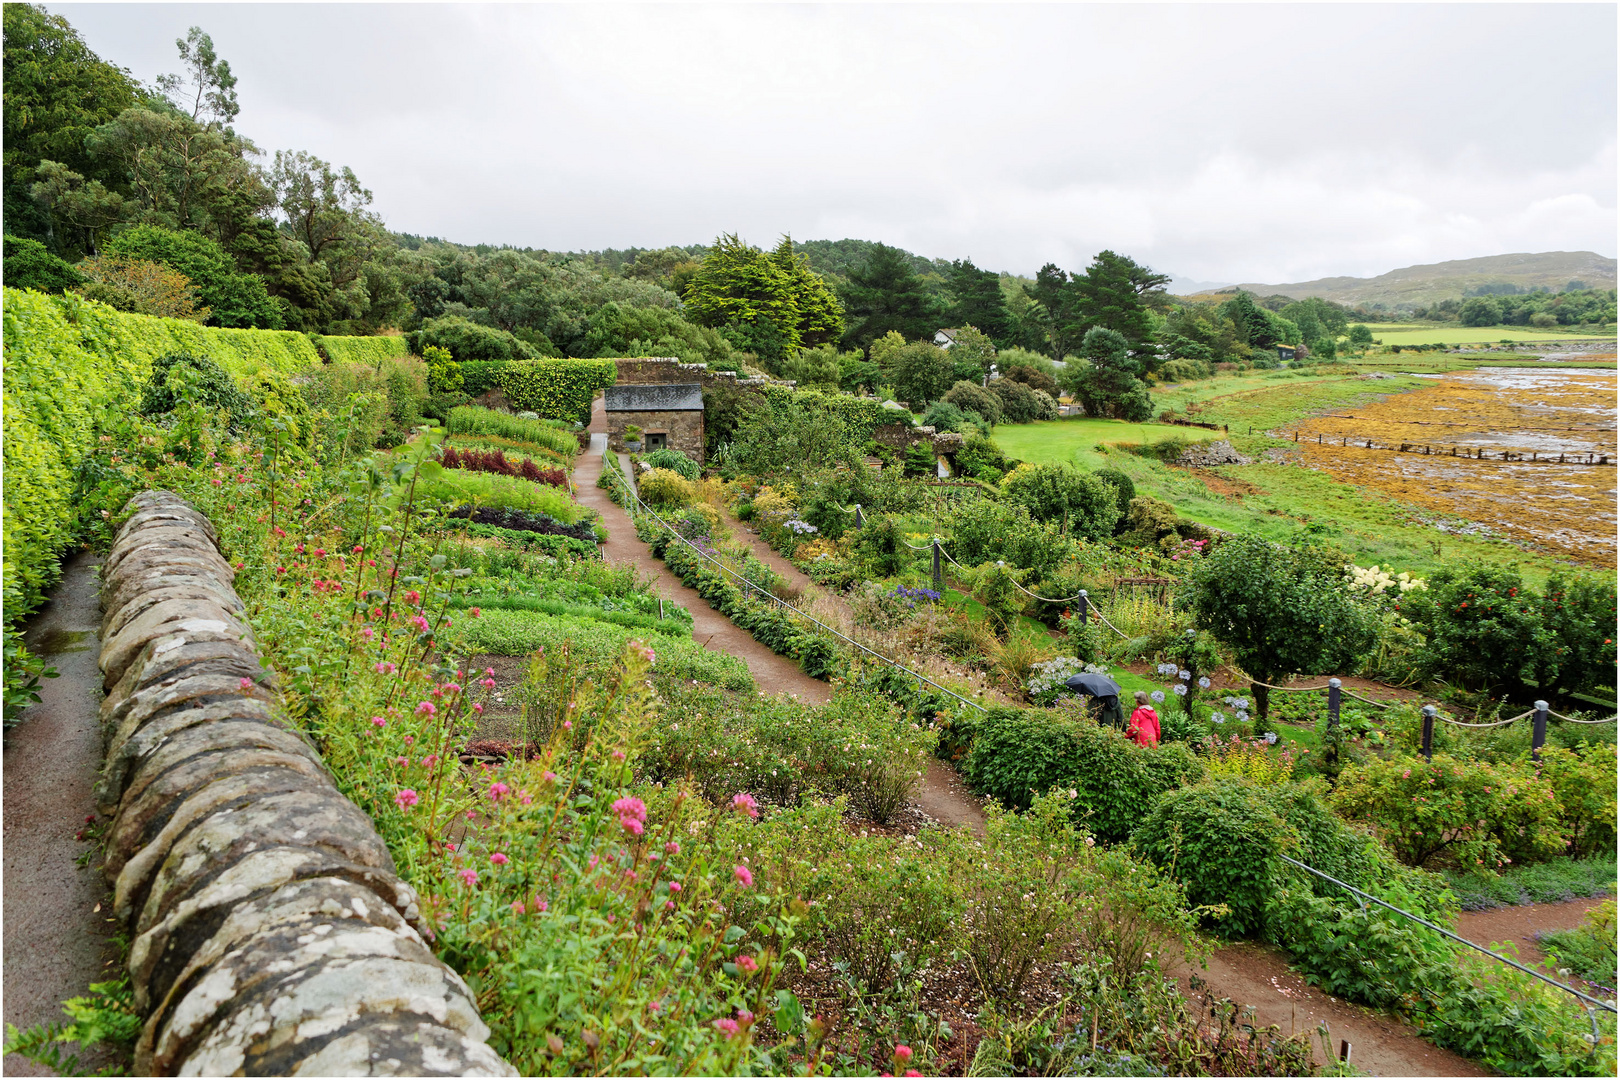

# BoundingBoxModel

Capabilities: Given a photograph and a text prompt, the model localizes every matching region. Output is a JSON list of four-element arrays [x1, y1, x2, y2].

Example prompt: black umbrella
[[1065, 672, 1121, 698]]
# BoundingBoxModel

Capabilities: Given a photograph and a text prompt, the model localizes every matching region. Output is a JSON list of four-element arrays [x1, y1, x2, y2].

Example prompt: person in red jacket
[[1127, 690, 1160, 747]]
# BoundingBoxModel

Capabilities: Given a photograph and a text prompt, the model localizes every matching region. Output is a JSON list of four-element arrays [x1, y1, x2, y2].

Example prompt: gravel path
[[3, 553, 122, 1075]]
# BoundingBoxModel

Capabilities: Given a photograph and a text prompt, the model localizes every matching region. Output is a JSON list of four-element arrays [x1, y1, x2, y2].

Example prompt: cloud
[[51, 3, 1617, 281]]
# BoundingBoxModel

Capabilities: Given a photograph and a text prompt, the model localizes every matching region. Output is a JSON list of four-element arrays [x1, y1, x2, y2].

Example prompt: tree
[[771, 236, 844, 349], [1458, 297, 1503, 327], [87, 104, 256, 234], [1065, 326, 1152, 421], [946, 258, 1011, 341], [776, 344, 842, 389], [1027, 263, 1078, 359], [155, 27, 239, 129], [2, 3, 144, 247], [104, 224, 279, 328], [989, 378, 1043, 423], [884, 340, 955, 407], [945, 324, 997, 382], [682, 233, 840, 364], [838, 242, 940, 352], [1347, 323, 1374, 346], [413, 315, 538, 361], [2, 234, 83, 292], [27, 160, 129, 254], [73, 254, 209, 321], [1184, 534, 1378, 722], [1000, 462, 1121, 539], [1069, 250, 1170, 356], [1002, 363, 1058, 397], [944, 380, 1002, 425]]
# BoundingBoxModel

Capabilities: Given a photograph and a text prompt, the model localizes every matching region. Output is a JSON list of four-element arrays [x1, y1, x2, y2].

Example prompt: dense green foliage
[[455, 358, 615, 423], [964, 707, 1205, 842], [1066, 326, 1153, 420], [104, 224, 280, 328], [1, 287, 319, 613], [1184, 534, 1379, 719], [313, 332, 409, 365], [680, 234, 843, 364], [3, 235, 83, 292]]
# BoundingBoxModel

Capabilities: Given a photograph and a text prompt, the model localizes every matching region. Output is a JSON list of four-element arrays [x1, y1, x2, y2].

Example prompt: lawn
[[992, 416, 1223, 469], [1359, 323, 1616, 347]]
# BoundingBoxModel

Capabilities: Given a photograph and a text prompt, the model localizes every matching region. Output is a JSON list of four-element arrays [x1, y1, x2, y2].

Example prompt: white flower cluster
[[1027, 657, 1106, 698], [1346, 564, 1427, 594], [783, 519, 819, 535], [1220, 694, 1251, 722]]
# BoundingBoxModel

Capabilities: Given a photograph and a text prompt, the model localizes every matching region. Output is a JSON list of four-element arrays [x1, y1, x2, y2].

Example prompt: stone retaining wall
[[97, 491, 512, 1076]]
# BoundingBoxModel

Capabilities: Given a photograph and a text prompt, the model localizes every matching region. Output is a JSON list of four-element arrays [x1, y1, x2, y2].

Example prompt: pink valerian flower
[[415, 701, 437, 716], [894, 1045, 913, 1064], [470, 607, 482, 618], [404, 590, 422, 605], [543, 771, 558, 783], [394, 756, 409, 767], [481, 678, 496, 690], [713, 1018, 740, 1038], [485, 667, 496, 677], [532, 897, 549, 913], [611, 750, 626, 761], [360, 626, 375, 641], [472, 703, 483, 714], [668, 882, 682, 894], [613, 797, 647, 823], [371, 716, 387, 727], [489, 852, 510, 866], [734, 865, 754, 887], [511, 900, 526, 915], [736, 954, 758, 972], [239, 677, 254, 690], [665, 841, 680, 855], [394, 788, 420, 810], [441, 683, 462, 696], [562, 720, 572, 730], [621, 817, 645, 837], [410, 615, 431, 633], [731, 792, 759, 819], [457, 868, 479, 887], [375, 661, 397, 675], [489, 782, 511, 802]]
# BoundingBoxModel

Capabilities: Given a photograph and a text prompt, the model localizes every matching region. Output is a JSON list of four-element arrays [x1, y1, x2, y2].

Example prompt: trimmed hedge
[[460, 358, 616, 423], [2, 289, 321, 615], [314, 334, 411, 366], [762, 384, 890, 440]]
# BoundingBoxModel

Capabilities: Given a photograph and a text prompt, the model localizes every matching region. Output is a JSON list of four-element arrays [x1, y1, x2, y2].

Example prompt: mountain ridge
[[1184, 251, 1616, 308]]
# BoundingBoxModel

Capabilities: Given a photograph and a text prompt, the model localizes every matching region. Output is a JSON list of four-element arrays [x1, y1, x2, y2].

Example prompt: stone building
[[604, 383, 706, 459]]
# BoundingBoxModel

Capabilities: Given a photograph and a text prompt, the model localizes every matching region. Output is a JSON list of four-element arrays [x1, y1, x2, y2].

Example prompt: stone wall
[[607, 409, 705, 461], [611, 356, 777, 391], [96, 491, 512, 1077]]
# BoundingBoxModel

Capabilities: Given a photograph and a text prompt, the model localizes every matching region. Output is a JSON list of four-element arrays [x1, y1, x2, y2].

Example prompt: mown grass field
[[991, 416, 1222, 469], [1360, 323, 1617, 347]]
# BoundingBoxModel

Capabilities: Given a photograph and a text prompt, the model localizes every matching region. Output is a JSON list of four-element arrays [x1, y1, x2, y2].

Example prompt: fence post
[[1327, 678, 1342, 768], [854, 504, 865, 529], [1421, 705, 1436, 761], [1532, 699, 1549, 762], [1077, 589, 1089, 627], [932, 539, 943, 592]]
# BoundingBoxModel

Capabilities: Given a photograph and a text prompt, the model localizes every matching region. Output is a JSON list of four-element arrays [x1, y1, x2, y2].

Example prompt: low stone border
[[97, 491, 513, 1076]]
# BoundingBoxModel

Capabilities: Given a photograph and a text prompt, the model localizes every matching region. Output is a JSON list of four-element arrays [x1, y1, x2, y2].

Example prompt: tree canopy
[[839, 242, 941, 353]]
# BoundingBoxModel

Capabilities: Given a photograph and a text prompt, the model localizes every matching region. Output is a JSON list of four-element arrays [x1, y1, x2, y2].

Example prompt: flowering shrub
[[1026, 657, 1108, 706], [1331, 754, 1563, 872], [1539, 744, 1619, 857], [1345, 563, 1427, 596]]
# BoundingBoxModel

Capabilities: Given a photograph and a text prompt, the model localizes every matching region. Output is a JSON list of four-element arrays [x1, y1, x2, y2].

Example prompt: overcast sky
[[49, 3, 1618, 287]]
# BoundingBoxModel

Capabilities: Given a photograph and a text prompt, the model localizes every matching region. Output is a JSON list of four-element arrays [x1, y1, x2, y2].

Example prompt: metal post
[[1077, 589, 1089, 627], [932, 539, 943, 592], [854, 504, 865, 529], [1532, 699, 1549, 762], [1421, 705, 1436, 761], [1327, 678, 1341, 768]]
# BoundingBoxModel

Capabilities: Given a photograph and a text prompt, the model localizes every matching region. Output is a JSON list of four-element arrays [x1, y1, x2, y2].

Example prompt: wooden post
[[1077, 589, 1089, 628], [1327, 678, 1342, 769], [1532, 700, 1549, 762], [1421, 705, 1436, 761], [932, 539, 943, 592], [854, 504, 865, 529]]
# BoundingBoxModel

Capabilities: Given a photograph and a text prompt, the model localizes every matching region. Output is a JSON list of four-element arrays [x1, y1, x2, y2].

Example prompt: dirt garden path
[[1456, 895, 1611, 987], [578, 405, 986, 831], [3, 553, 122, 1075]]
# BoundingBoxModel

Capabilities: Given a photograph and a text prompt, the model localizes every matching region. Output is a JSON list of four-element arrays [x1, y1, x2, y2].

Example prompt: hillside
[[1187, 251, 1617, 309]]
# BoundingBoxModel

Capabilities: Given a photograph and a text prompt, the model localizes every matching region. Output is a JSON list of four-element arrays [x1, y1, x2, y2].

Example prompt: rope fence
[[657, 472, 1617, 752], [1278, 854, 1616, 1042]]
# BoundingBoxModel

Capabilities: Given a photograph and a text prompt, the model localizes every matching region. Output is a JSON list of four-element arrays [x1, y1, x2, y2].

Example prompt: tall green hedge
[[314, 334, 411, 366], [763, 385, 890, 440], [1, 288, 323, 616], [459, 358, 616, 423]]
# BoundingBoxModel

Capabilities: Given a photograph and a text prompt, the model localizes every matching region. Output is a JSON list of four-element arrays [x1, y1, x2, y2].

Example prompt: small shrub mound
[[638, 468, 697, 507], [642, 447, 701, 479], [963, 707, 1204, 843]]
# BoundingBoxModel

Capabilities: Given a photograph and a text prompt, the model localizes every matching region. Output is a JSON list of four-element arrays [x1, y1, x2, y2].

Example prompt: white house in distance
[[933, 328, 960, 349]]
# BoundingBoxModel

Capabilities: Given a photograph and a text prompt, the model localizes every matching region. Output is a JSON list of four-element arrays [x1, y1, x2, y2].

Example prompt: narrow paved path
[[3, 553, 121, 1075]]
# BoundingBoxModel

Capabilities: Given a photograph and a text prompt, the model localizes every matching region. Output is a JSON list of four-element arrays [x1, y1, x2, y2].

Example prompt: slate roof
[[604, 383, 704, 412]]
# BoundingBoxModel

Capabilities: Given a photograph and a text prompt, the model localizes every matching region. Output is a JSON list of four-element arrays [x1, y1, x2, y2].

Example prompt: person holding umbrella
[[1126, 690, 1160, 747], [1064, 671, 1125, 730]]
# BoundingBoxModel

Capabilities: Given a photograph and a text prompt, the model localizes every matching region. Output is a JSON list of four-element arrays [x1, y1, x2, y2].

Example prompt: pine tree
[[839, 242, 941, 352]]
